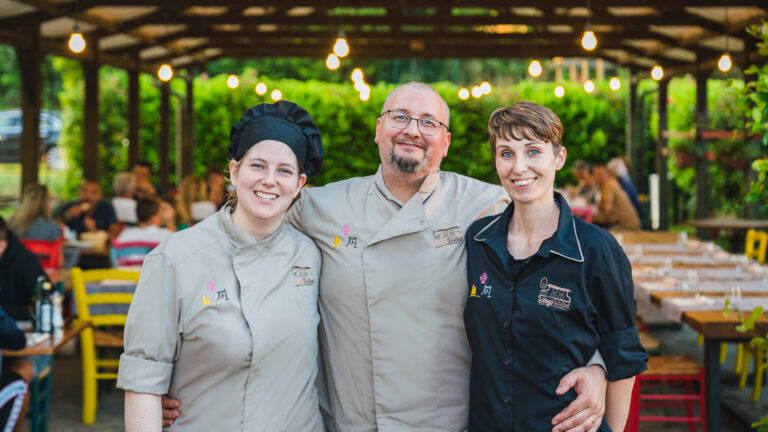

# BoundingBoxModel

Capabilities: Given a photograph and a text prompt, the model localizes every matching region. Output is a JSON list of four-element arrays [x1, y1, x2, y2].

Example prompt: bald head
[[382, 82, 450, 127]]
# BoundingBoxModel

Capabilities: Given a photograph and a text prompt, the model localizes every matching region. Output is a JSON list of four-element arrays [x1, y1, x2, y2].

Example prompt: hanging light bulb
[[333, 30, 350, 58], [718, 53, 732, 72], [471, 86, 483, 98], [581, 29, 597, 51], [157, 64, 173, 82], [68, 32, 86, 53], [651, 65, 664, 81], [271, 89, 282, 101], [458, 88, 470, 100], [354, 80, 366, 92], [528, 60, 543, 77], [583, 80, 595, 94], [227, 75, 239, 89], [255, 82, 267, 95], [359, 84, 371, 101], [609, 77, 621, 91], [480, 81, 492, 95], [351, 68, 364, 82], [554, 85, 565, 98], [326, 53, 340, 70]]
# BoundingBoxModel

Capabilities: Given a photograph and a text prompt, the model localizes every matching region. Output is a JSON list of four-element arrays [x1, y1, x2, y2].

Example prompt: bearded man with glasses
[[162, 82, 608, 432]]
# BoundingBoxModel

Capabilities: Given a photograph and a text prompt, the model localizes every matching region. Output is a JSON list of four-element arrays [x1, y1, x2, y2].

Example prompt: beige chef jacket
[[286, 167, 509, 431], [117, 207, 324, 432]]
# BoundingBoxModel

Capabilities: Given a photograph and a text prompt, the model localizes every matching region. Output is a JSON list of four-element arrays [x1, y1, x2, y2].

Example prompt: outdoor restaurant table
[[3, 320, 90, 356], [619, 230, 768, 432]]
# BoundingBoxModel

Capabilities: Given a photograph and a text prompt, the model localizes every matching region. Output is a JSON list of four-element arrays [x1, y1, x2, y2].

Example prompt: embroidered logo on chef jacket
[[469, 272, 493, 298], [332, 224, 359, 248], [537, 277, 572, 311], [292, 266, 315, 286], [432, 226, 463, 248]]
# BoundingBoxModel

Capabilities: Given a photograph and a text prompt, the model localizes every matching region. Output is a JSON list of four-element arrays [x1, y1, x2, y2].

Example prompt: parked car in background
[[0, 109, 61, 163]]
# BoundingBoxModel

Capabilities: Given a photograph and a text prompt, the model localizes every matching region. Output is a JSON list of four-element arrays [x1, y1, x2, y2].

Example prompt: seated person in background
[[112, 172, 138, 225], [205, 166, 228, 209], [0, 217, 49, 321], [57, 179, 120, 239], [157, 197, 178, 233], [0, 303, 29, 432], [570, 159, 599, 205], [606, 157, 642, 220], [177, 174, 217, 228], [131, 160, 161, 199], [592, 164, 641, 230], [8, 183, 60, 242], [116, 198, 174, 244]]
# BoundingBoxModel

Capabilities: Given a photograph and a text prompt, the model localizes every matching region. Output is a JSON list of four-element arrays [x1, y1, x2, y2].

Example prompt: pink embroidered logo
[[206, 280, 216, 292], [342, 224, 350, 236], [479, 272, 488, 284]]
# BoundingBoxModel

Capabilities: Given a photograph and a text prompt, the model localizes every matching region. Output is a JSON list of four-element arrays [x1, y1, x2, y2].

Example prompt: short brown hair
[[488, 101, 563, 156]]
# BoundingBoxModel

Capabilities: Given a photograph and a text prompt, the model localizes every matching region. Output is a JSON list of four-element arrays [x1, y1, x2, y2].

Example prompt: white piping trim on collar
[[473, 215, 503, 242], [550, 217, 584, 263]]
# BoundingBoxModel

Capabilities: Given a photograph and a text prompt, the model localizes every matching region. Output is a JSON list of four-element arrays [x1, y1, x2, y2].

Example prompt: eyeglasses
[[381, 110, 448, 136]]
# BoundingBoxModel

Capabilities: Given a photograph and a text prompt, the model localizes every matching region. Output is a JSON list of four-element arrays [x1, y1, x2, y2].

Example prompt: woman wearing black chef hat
[[119, 101, 326, 431]]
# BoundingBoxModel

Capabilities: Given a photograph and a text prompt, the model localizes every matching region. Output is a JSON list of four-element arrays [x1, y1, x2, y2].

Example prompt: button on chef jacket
[[117, 207, 324, 431], [463, 193, 648, 432]]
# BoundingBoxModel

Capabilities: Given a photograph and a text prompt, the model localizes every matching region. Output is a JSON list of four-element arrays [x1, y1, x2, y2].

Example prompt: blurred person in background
[[592, 165, 640, 230], [7, 183, 59, 241], [205, 166, 228, 209], [57, 179, 120, 238], [157, 197, 178, 233], [176, 175, 216, 229], [112, 172, 138, 225], [132, 160, 161, 199], [570, 159, 599, 205], [116, 198, 174, 244], [606, 157, 642, 221]]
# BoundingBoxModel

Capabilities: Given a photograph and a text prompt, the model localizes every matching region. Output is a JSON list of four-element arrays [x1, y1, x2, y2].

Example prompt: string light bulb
[[718, 53, 732, 72], [157, 64, 173, 82], [581, 30, 597, 51], [480, 81, 492, 95], [359, 84, 370, 101], [227, 75, 239, 89], [351, 68, 363, 82], [528, 60, 543, 77], [458, 88, 470, 100], [354, 80, 366, 92], [68, 32, 86, 53], [255, 82, 267, 95], [609, 77, 621, 91], [471, 86, 483, 98], [333, 30, 349, 58], [554, 85, 565, 98], [326, 53, 340, 70], [651, 65, 664, 81], [583, 80, 595, 94], [271, 89, 282, 101]]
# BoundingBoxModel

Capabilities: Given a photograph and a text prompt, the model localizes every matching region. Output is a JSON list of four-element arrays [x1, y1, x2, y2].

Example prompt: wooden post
[[626, 73, 639, 184], [82, 60, 100, 181], [694, 52, 710, 239], [128, 68, 140, 168], [657, 78, 670, 230], [183, 74, 195, 179], [159, 81, 170, 192], [16, 26, 42, 191]]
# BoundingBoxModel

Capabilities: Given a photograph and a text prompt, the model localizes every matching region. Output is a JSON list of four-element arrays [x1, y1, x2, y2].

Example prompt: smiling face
[[229, 140, 307, 234], [495, 136, 566, 206], [374, 84, 451, 177]]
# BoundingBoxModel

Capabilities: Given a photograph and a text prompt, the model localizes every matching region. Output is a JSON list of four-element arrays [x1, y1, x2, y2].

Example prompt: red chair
[[110, 240, 159, 267], [571, 206, 593, 223], [21, 238, 63, 270], [625, 355, 706, 432]]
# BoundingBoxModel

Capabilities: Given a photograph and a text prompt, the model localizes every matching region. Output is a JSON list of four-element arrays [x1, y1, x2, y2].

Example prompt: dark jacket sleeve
[[589, 238, 648, 381], [0, 307, 26, 351]]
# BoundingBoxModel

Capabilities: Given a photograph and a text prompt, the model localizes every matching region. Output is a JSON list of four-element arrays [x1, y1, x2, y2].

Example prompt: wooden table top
[[685, 217, 768, 231], [683, 310, 768, 340], [3, 320, 90, 356], [612, 230, 682, 244]]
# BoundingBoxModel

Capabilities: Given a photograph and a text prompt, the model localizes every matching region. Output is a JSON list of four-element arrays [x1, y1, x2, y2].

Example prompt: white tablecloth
[[659, 296, 768, 323]]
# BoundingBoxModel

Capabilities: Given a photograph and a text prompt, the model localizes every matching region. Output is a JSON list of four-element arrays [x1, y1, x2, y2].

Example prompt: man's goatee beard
[[390, 147, 427, 174]]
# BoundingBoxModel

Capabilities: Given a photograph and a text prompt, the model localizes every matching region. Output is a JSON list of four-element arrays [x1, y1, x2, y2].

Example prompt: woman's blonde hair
[[8, 183, 52, 235], [177, 174, 208, 224]]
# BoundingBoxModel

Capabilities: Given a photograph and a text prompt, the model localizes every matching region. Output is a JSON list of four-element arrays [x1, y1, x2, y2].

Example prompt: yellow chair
[[745, 229, 768, 264], [739, 345, 768, 402], [71, 267, 139, 424]]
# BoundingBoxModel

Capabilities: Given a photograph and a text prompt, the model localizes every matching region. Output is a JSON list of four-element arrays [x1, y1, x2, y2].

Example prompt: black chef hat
[[228, 101, 324, 177]]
